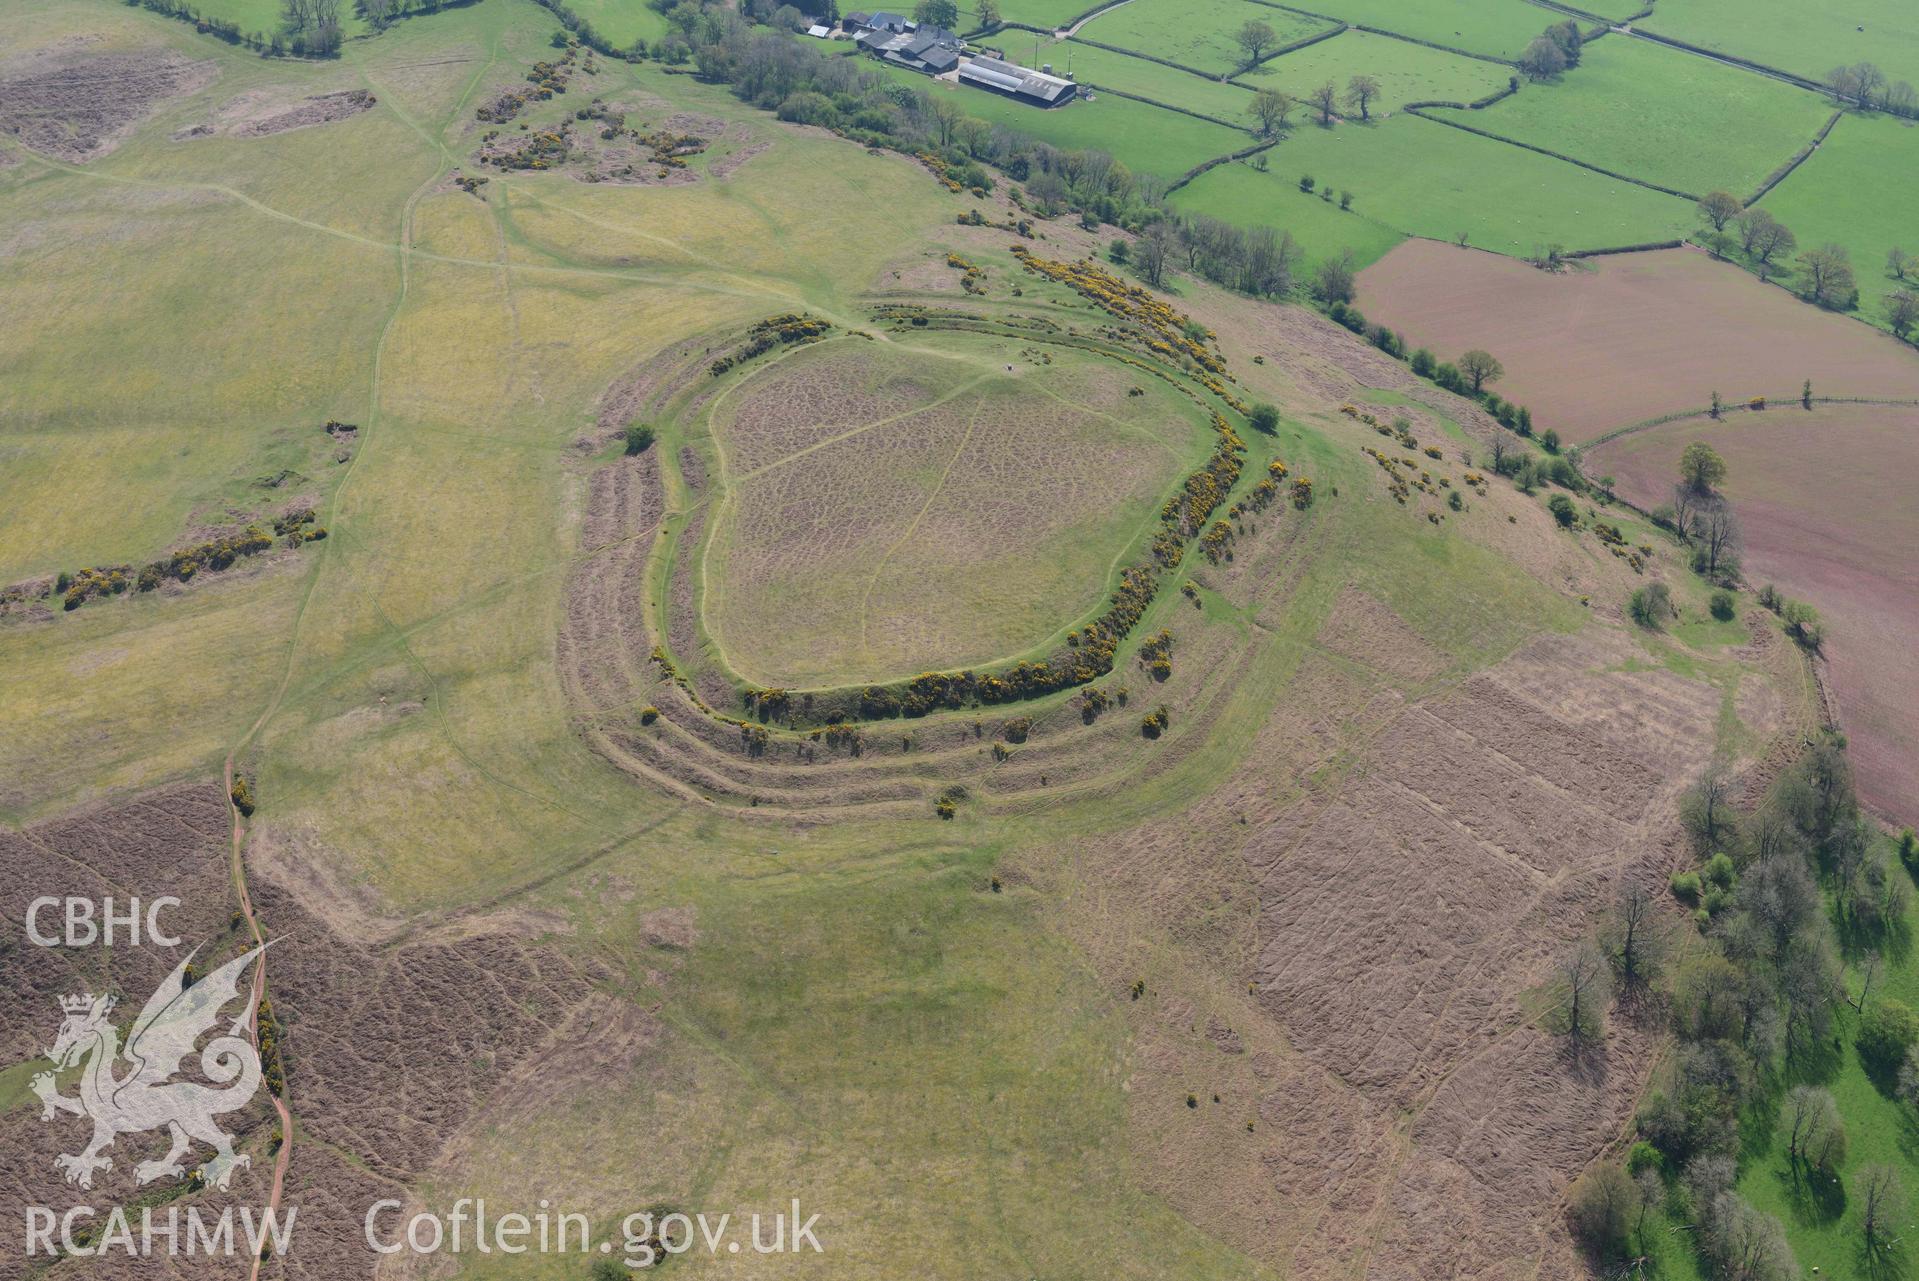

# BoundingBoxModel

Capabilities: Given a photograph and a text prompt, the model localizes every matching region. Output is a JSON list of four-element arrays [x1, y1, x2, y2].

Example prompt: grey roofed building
[[957, 55, 1077, 106], [865, 10, 911, 31], [862, 23, 964, 74]]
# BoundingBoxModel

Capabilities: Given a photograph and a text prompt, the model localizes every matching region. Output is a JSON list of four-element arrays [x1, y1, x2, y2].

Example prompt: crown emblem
[[61, 993, 107, 1014]]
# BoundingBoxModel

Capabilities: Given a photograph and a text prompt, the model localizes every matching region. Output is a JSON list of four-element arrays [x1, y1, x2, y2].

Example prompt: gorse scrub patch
[[708, 314, 833, 377]]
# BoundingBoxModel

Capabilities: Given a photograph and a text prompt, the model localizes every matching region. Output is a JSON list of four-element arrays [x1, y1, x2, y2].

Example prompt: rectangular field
[[1759, 110, 1919, 338], [189, 0, 370, 38], [1074, 0, 1333, 77], [967, 0, 1100, 30], [561, 0, 671, 49], [1429, 36, 1835, 198], [1200, 114, 1693, 259], [1354, 240, 1919, 440], [1271, 0, 1548, 60], [1237, 28, 1513, 115], [1586, 404, 1919, 821], [876, 64, 1248, 177], [1167, 160, 1406, 270], [1056, 39, 1258, 123], [1639, 0, 1919, 88]]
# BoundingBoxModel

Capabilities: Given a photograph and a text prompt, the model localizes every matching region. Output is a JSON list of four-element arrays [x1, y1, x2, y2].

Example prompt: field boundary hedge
[[1621, 27, 1830, 95], [1563, 238, 1684, 258], [1470, 78, 1519, 108], [1743, 108, 1844, 205], [1229, 15, 1350, 75], [1075, 79, 1252, 132], [1523, 0, 1619, 43], [1584, 395, 1919, 449], [1054, 0, 1137, 35], [1164, 138, 1280, 194], [1405, 106, 1700, 200], [1251, 2, 1517, 66], [119, 0, 344, 57], [1066, 34, 1222, 82]]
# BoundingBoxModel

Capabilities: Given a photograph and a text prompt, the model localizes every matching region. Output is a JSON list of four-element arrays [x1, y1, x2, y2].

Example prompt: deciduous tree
[[1519, 35, 1566, 80], [1546, 19, 1582, 67], [1697, 190, 1743, 232], [1457, 349, 1503, 394], [1557, 940, 1611, 1046], [1311, 249, 1355, 303], [1886, 288, 1919, 340], [1343, 74, 1380, 121], [1679, 440, 1727, 494], [1247, 87, 1294, 137], [913, 0, 958, 29], [1234, 19, 1277, 67], [1307, 80, 1338, 125], [1796, 242, 1857, 309], [1568, 1163, 1638, 1259], [1782, 1085, 1845, 1172], [1860, 1163, 1904, 1254]]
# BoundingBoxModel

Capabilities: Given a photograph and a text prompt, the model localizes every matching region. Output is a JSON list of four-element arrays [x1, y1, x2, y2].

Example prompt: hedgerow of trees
[[1570, 736, 1910, 1279]]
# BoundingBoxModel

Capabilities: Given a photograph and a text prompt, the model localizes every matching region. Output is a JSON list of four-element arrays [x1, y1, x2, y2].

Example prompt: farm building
[[958, 55, 1077, 106], [858, 24, 964, 74]]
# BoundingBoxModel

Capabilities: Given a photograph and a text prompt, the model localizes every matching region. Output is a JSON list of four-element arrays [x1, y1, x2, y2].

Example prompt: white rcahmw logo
[[33, 944, 270, 1192]]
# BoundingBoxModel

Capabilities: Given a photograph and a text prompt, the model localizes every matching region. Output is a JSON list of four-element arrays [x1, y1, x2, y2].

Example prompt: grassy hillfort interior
[[2, 0, 1918, 1277]]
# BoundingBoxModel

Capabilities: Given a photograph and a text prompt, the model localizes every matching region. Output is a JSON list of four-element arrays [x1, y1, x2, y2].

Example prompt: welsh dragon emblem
[[32, 944, 270, 1191]]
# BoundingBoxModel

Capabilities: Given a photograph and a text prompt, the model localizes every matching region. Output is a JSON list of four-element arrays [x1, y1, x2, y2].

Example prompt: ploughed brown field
[[1356, 240, 1919, 442], [1589, 404, 1919, 822]]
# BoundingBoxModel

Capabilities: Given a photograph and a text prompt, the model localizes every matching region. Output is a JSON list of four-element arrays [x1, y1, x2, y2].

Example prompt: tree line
[[1697, 187, 1919, 333], [1567, 738, 1912, 1280], [1826, 61, 1919, 117]]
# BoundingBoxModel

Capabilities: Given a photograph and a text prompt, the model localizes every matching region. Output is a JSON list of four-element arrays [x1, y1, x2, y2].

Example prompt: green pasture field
[[1166, 158, 1405, 269], [1176, 114, 1693, 260], [1430, 36, 1835, 199], [1640, 0, 1919, 89], [193, 0, 371, 39], [1759, 110, 1919, 335], [1056, 38, 1258, 122], [1270, 0, 1546, 61], [560, 0, 672, 49], [696, 331, 1213, 689], [965, 0, 1101, 30], [1560, 0, 1647, 18], [1238, 27, 1513, 115], [876, 62, 1249, 177], [1075, 0, 1333, 77]]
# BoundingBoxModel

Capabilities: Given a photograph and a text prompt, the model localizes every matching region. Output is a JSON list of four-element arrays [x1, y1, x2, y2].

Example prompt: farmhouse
[[958, 55, 1077, 106]]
